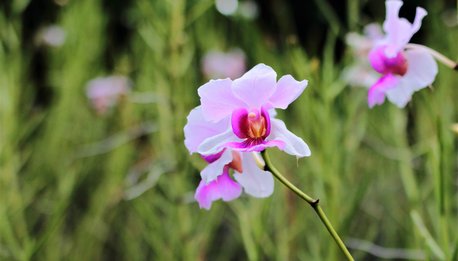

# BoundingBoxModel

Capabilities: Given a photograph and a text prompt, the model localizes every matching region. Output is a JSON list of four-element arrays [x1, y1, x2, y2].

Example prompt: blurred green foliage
[[0, 0, 457, 260]]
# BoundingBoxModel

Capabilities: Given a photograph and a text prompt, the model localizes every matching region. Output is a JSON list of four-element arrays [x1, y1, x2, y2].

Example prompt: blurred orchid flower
[[367, 0, 439, 108], [215, 0, 238, 16], [201, 49, 246, 79], [184, 64, 310, 209], [36, 25, 66, 47], [364, 0, 458, 108], [342, 23, 383, 88], [86, 76, 131, 115]]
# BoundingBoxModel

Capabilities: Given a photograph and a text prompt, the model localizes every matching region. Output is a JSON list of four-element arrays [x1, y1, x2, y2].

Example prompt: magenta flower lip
[[231, 106, 271, 143], [369, 46, 408, 76]]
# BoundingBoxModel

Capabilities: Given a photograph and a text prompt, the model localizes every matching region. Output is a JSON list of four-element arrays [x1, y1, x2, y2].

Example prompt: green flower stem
[[405, 44, 458, 70], [261, 150, 354, 261]]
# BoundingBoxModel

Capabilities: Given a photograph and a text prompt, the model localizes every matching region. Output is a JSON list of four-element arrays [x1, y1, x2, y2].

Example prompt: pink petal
[[367, 74, 399, 108], [385, 48, 437, 107], [364, 23, 384, 41], [383, 1, 427, 57], [402, 48, 438, 91], [225, 139, 285, 152], [197, 128, 242, 156], [410, 7, 428, 39], [202, 150, 225, 163], [198, 79, 245, 122], [232, 64, 277, 108], [368, 46, 388, 74], [384, 83, 414, 108], [233, 153, 274, 198], [269, 75, 308, 110], [231, 108, 250, 139], [201, 149, 233, 183], [195, 168, 242, 210], [184, 106, 229, 153], [368, 74, 399, 108], [341, 64, 379, 88], [267, 119, 311, 157], [261, 106, 271, 137]]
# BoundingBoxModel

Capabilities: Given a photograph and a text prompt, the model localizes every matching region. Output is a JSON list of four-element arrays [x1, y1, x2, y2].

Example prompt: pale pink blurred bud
[[201, 49, 246, 79], [86, 76, 131, 115], [238, 1, 259, 20], [36, 25, 66, 47]]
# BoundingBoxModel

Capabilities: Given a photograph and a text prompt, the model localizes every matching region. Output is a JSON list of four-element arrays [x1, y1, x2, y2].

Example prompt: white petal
[[232, 63, 277, 108], [269, 75, 308, 109], [197, 128, 242, 156], [198, 78, 245, 122], [184, 106, 229, 153], [386, 48, 438, 108], [234, 153, 274, 198], [385, 81, 414, 108], [341, 64, 379, 88], [268, 119, 311, 157], [403, 48, 438, 91], [383, 1, 427, 57], [410, 7, 427, 38], [201, 150, 233, 183]]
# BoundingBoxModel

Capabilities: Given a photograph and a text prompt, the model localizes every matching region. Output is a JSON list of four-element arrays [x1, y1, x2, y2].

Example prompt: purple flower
[[367, 0, 438, 108], [197, 64, 310, 156], [201, 49, 246, 79], [184, 106, 274, 209], [184, 64, 310, 209], [86, 76, 131, 115]]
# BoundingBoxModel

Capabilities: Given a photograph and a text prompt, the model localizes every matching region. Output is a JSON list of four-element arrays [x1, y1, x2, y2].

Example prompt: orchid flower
[[185, 66, 353, 259], [184, 64, 310, 209], [366, 0, 440, 108], [201, 49, 246, 79], [197, 64, 310, 156], [185, 106, 274, 209]]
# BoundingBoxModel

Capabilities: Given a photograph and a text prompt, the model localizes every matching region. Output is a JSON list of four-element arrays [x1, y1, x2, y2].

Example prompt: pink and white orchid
[[367, 0, 438, 108], [185, 106, 274, 209], [184, 63, 311, 209], [197, 64, 310, 156]]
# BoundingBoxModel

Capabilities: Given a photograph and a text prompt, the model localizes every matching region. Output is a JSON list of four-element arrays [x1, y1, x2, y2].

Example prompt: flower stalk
[[405, 43, 458, 70], [260, 150, 354, 261]]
